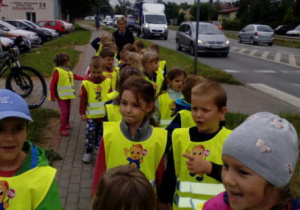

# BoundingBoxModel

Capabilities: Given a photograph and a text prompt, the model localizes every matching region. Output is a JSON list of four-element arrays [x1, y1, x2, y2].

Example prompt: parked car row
[[0, 19, 74, 52]]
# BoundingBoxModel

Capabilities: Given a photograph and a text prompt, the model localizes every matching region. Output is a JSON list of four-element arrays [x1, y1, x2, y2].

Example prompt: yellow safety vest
[[105, 104, 121, 122], [158, 60, 166, 75], [179, 110, 196, 128], [0, 166, 56, 210], [172, 127, 232, 210], [144, 73, 164, 96], [82, 79, 111, 119], [103, 121, 167, 185], [158, 92, 182, 128], [51, 67, 76, 100], [95, 43, 103, 56], [103, 69, 117, 91], [107, 90, 119, 101]]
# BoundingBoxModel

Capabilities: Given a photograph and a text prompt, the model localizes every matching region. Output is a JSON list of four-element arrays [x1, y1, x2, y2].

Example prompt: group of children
[[0, 26, 298, 209]]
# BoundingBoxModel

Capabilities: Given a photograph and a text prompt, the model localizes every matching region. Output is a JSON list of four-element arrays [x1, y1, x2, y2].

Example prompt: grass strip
[[19, 23, 91, 77]]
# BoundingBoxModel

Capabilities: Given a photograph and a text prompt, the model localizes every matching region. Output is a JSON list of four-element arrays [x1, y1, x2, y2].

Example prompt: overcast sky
[[110, 0, 237, 6]]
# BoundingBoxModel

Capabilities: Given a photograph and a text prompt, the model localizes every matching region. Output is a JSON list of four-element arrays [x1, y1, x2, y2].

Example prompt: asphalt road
[[146, 30, 300, 100]]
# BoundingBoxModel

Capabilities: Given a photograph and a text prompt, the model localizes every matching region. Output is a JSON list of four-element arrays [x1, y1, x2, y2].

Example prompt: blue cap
[[0, 89, 33, 121]]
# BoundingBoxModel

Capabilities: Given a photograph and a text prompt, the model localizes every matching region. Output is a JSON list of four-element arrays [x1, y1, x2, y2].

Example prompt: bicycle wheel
[[6, 66, 47, 109]]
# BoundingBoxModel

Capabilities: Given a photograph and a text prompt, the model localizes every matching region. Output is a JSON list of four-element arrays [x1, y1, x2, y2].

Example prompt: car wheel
[[142, 30, 148, 39], [56, 30, 61, 37], [238, 36, 242, 43], [250, 37, 257, 45], [176, 40, 182, 51], [268, 42, 273, 46], [190, 43, 195, 56], [137, 30, 140, 37], [164, 35, 168, 40]]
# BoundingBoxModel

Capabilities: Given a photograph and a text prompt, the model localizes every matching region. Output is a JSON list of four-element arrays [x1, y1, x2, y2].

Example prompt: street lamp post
[[194, 0, 200, 75]]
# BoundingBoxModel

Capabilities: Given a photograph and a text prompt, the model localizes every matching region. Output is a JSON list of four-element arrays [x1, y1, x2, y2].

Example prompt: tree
[[190, 3, 210, 21], [165, 2, 179, 24], [283, 7, 295, 24]]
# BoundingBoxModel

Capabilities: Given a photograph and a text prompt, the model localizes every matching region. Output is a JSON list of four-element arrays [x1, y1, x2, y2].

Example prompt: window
[[26, 13, 36, 22]]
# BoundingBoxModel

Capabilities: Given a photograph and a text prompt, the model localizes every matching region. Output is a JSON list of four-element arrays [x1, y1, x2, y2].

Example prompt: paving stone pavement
[[41, 23, 100, 210]]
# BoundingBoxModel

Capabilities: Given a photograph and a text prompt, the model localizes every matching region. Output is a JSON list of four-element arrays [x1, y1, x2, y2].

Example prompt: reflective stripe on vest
[[172, 127, 232, 209], [179, 181, 225, 196], [0, 166, 56, 210], [103, 121, 167, 183], [82, 79, 111, 119], [174, 196, 206, 209], [52, 67, 76, 100], [160, 119, 172, 127]]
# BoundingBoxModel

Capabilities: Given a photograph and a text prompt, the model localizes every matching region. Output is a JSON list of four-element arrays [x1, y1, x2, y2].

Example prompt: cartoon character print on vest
[[169, 100, 176, 117], [124, 144, 148, 169], [0, 181, 16, 210], [95, 86, 102, 101], [185, 145, 210, 181]]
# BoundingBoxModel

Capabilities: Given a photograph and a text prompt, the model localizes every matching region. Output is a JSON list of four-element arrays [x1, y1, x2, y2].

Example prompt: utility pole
[[194, 0, 200, 75]]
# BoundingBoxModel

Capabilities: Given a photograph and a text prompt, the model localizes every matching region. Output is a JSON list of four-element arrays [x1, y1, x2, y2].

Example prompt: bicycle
[[0, 37, 47, 109]]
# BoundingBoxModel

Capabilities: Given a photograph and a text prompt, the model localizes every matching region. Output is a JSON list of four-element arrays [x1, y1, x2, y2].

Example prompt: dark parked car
[[176, 21, 230, 56], [6, 20, 52, 43], [274, 25, 293, 35]]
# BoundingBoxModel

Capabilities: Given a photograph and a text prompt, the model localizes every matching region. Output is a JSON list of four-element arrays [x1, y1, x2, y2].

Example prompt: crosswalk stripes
[[230, 46, 300, 69], [247, 83, 300, 110]]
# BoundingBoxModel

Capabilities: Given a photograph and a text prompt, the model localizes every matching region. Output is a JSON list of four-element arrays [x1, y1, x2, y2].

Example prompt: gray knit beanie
[[223, 112, 299, 189]]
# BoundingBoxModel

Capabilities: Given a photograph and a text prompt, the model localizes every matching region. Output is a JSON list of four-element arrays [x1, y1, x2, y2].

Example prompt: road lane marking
[[247, 83, 300, 110], [224, 69, 240, 73], [289, 54, 297, 67], [253, 70, 276, 73]]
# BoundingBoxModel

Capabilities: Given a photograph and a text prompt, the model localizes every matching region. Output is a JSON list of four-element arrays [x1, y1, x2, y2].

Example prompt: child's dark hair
[[123, 43, 136, 52], [53, 53, 70, 66], [121, 77, 157, 126], [182, 75, 207, 103], [134, 40, 144, 50], [117, 67, 144, 92], [149, 44, 160, 54], [158, 67, 187, 96], [92, 165, 155, 210], [100, 47, 115, 58], [192, 81, 227, 109], [90, 56, 102, 71]]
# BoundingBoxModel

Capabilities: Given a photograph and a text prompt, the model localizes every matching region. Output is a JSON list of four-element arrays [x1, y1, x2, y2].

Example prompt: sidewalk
[[41, 23, 299, 210]]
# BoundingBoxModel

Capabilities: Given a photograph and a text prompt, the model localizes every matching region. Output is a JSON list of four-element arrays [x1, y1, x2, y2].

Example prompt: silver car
[[176, 21, 230, 57], [238, 24, 274, 46]]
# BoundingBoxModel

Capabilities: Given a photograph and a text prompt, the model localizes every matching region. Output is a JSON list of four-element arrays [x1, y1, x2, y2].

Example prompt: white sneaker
[[82, 153, 92, 163]]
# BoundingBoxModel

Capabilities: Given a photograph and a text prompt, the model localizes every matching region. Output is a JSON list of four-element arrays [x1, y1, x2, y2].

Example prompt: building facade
[[1, 0, 60, 22]]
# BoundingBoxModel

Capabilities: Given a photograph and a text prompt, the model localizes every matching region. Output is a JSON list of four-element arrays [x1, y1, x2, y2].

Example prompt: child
[[122, 43, 136, 52], [105, 66, 144, 122], [158, 82, 232, 209], [100, 47, 118, 91], [134, 40, 144, 53], [142, 51, 164, 95], [166, 75, 207, 140], [127, 52, 142, 70], [155, 67, 187, 128], [201, 112, 300, 210], [149, 44, 167, 77], [92, 77, 167, 196], [49, 53, 83, 136], [80, 56, 111, 163], [91, 32, 114, 56], [92, 165, 155, 210], [0, 89, 62, 209]]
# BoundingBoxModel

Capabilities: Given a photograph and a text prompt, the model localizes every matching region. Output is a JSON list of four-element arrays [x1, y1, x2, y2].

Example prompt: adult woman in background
[[113, 16, 135, 59]]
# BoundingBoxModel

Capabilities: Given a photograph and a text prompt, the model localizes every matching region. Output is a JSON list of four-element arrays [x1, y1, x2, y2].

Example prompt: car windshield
[[257, 26, 273, 32], [127, 17, 134, 23], [0, 21, 16, 30], [192, 23, 222, 35], [23, 21, 39, 28], [145, 15, 166, 24]]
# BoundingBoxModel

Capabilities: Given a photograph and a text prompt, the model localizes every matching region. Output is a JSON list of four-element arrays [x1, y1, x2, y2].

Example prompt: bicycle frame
[[0, 49, 22, 77]]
